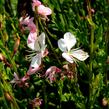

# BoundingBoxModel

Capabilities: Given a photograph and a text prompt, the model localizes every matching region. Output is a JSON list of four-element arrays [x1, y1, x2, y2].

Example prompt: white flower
[[58, 32, 89, 63], [28, 32, 47, 68], [27, 32, 37, 50]]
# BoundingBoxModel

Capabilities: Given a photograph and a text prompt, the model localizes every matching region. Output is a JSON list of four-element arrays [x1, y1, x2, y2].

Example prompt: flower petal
[[27, 32, 37, 50], [32, 0, 41, 6], [30, 53, 41, 68], [38, 32, 45, 47], [64, 32, 76, 51], [71, 49, 89, 61], [37, 5, 52, 16], [62, 52, 74, 63], [27, 66, 40, 75], [13, 72, 19, 80], [34, 32, 46, 51], [58, 38, 67, 52]]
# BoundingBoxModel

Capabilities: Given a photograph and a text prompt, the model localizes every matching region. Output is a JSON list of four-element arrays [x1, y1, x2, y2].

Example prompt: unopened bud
[[13, 37, 20, 55], [4, 92, 13, 102]]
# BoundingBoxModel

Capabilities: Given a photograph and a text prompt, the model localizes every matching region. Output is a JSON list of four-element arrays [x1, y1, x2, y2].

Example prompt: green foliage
[[0, 0, 109, 109]]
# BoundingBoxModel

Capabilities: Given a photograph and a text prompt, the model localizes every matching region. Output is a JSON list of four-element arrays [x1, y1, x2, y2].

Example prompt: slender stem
[[38, 17, 61, 65], [89, 27, 94, 78], [86, 0, 95, 108], [42, 81, 48, 109]]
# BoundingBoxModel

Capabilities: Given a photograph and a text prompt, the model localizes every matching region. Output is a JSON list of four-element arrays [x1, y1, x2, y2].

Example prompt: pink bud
[[13, 37, 20, 55]]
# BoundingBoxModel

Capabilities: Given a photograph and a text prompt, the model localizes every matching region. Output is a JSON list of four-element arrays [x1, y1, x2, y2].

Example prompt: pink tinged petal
[[55, 67, 61, 73], [58, 38, 67, 52], [45, 66, 61, 77], [70, 49, 89, 61], [32, 0, 41, 6], [64, 32, 76, 51], [45, 67, 52, 77], [31, 97, 42, 107], [45, 66, 56, 76], [45, 66, 61, 83], [27, 32, 37, 50], [20, 17, 37, 32], [62, 52, 74, 63], [21, 75, 29, 82], [37, 5, 52, 16], [30, 53, 41, 68], [28, 22, 37, 32], [27, 18, 36, 32], [27, 66, 40, 75], [42, 48, 49, 57]]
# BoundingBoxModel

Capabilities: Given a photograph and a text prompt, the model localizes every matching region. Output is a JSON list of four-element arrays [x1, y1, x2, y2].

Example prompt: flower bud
[[13, 37, 20, 55], [4, 92, 13, 102]]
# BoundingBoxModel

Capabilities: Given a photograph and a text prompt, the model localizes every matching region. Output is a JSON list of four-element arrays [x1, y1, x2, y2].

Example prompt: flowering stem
[[58, 80, 63, 109], [38, 17, 61, 65], [87, 0, 95, 108], [42, 81, 48, 109], [44, 28, 62, 65], [89, 26, 94, 77], [86, 0, 94, 81]]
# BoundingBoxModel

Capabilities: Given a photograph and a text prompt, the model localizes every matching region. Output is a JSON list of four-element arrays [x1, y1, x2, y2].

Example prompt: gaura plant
[[2, 0, 109, 109]]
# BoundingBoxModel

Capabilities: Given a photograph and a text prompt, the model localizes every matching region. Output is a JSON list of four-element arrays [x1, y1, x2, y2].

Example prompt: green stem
[[0, 81, 9, 109], [89, 27, 94, 77], [38, 18, 61, 65], [58, 80, 63, 109], [86, 0, 95, 108], [42, 81, 48, 109], [11, 23, 19, 38], [89, 27, 95, 108]]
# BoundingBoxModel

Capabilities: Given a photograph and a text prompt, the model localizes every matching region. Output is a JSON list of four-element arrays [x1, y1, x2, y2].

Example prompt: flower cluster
[[11, 1, 89, 107], [27, 32, 48, 70], [11, 0, 53, 87]]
